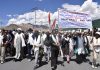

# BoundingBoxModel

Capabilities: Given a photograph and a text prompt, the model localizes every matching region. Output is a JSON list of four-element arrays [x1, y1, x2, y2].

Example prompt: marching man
[[14, 28, 26, 60]]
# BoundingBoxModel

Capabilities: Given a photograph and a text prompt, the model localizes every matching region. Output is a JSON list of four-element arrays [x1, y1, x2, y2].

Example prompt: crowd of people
[[0, 28, 100, 70]]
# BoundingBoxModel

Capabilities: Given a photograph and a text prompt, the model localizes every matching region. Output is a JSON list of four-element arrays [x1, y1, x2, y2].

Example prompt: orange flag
[[51, 19, 56, 29], [48, 12, 51, 24]]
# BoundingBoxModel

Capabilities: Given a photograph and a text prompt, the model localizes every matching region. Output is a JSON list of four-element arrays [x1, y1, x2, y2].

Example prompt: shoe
[[94, 66, 98, 68], [1, 61, 4, 64], [28, 59, 31, 62], [67, 61, 70, 64], [51, 68, 56, 70], [61, 63, 65, 66], [92, 65, 97, 69], [36, 64, 39, 67]]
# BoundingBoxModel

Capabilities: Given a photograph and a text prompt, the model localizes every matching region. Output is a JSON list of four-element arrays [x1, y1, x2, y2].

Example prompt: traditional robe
[[27, 33, 34, 45], [0, 34, 3, 53], [14, 33, 26, 47], [0, 34, 3, 47], [77, 36, 85, 55], [33, 35, 41, 52], [14, 33, 26, 59], [93, 37, 100, 52], [87, 35, 93, 50]]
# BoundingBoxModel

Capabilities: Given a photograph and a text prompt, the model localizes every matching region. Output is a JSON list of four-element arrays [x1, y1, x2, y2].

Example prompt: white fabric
[[93, 37, 100, 46], [96, 32, 100, 35], [51, 34, 59, 44], [0, 34, 3, 46], [95, 48, 100, 53], [42, 34, 47, 41], [14, 33, 26, 47], [87, 36, 93, 50], [27, 33, 34, 45], [69, 38, 74, 52], [64, 37, 69, 41], [33, 35, 41, 52], [77, 36, 85, 55], [93, 37, 100, 53], [41, 33, 47, 45]]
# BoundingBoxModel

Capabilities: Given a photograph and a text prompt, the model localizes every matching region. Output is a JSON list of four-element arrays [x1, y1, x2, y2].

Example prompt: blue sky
[[0, 0, 100, 25]]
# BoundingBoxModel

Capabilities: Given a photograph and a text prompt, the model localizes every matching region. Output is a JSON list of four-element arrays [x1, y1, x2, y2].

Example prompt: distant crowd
[[0, 28, 100, 70]]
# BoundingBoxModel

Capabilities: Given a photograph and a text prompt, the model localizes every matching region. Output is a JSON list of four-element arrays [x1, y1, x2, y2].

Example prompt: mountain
[[3, 23, 49, 31], [4, 24, 20, 30], [2, 19, 100, 30]]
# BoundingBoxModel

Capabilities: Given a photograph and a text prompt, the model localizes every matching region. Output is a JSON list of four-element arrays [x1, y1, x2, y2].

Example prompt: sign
[[58, 9, 92, 28]]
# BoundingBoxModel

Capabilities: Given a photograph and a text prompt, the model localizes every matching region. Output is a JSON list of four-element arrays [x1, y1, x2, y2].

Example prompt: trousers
[[27, 44, 33, 59], [44, 45, 51, 61], [51, 47, 59, 68], [34, 50, 39, 66], [1, 47, 5, 62]]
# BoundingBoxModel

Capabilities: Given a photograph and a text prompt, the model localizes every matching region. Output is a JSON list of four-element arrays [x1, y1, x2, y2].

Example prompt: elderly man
[[0, 29, 4, 64], [0, 29, 3, 54], [33, 30, 42, 70], [14, 28, 26, 60], [27, 28, 34, 61], [0, 29, 8, 64], [75, 32, 86, 63], [50, 29, 60, 70], [92, 32, 100, 68]]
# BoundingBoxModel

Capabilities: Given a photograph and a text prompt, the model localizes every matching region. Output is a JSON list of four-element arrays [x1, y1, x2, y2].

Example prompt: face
[[17, 30, 21, 34], [78, 33, 81, 37]]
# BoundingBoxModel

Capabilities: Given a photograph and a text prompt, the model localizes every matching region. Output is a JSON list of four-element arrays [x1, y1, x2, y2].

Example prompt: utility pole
[[32, 7, 38, 25]]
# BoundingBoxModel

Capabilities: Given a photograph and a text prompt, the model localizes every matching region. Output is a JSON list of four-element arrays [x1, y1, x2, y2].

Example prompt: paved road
[[0, 56, 100, 70]]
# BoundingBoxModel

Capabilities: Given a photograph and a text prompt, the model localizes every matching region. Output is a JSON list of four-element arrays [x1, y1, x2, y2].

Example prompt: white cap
[[17, 28, 22, 31], [96, 32, 100, 35], [84, 30, 88, 32]]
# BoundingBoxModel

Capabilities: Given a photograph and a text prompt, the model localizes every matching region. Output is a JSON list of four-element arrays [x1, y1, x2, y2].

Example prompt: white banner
[[58, 9, 92, 28]]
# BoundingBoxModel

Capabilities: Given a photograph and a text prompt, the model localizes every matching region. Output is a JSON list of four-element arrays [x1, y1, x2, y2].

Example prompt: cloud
[[7, 15, 12, 18], [80, 0, 100, 20], [7, 10, 58, 25], [62, 3, 81, 11], [62, 0, 100, 20], [38, 0, 43, 2], [7, 0, 100, 25], [7, 14, 18, 18], [36, 0, 43, 2]]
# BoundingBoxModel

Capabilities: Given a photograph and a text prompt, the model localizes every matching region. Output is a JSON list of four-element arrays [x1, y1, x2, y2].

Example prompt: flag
[[48, 12, 51, 24], [51, 19, 56, 29]]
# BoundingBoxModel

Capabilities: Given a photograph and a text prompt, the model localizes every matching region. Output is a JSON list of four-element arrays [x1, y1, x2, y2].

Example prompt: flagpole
[[48, 12, 52, 32], [58, 8, 60, 31], [32, 7, 38, 25]]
